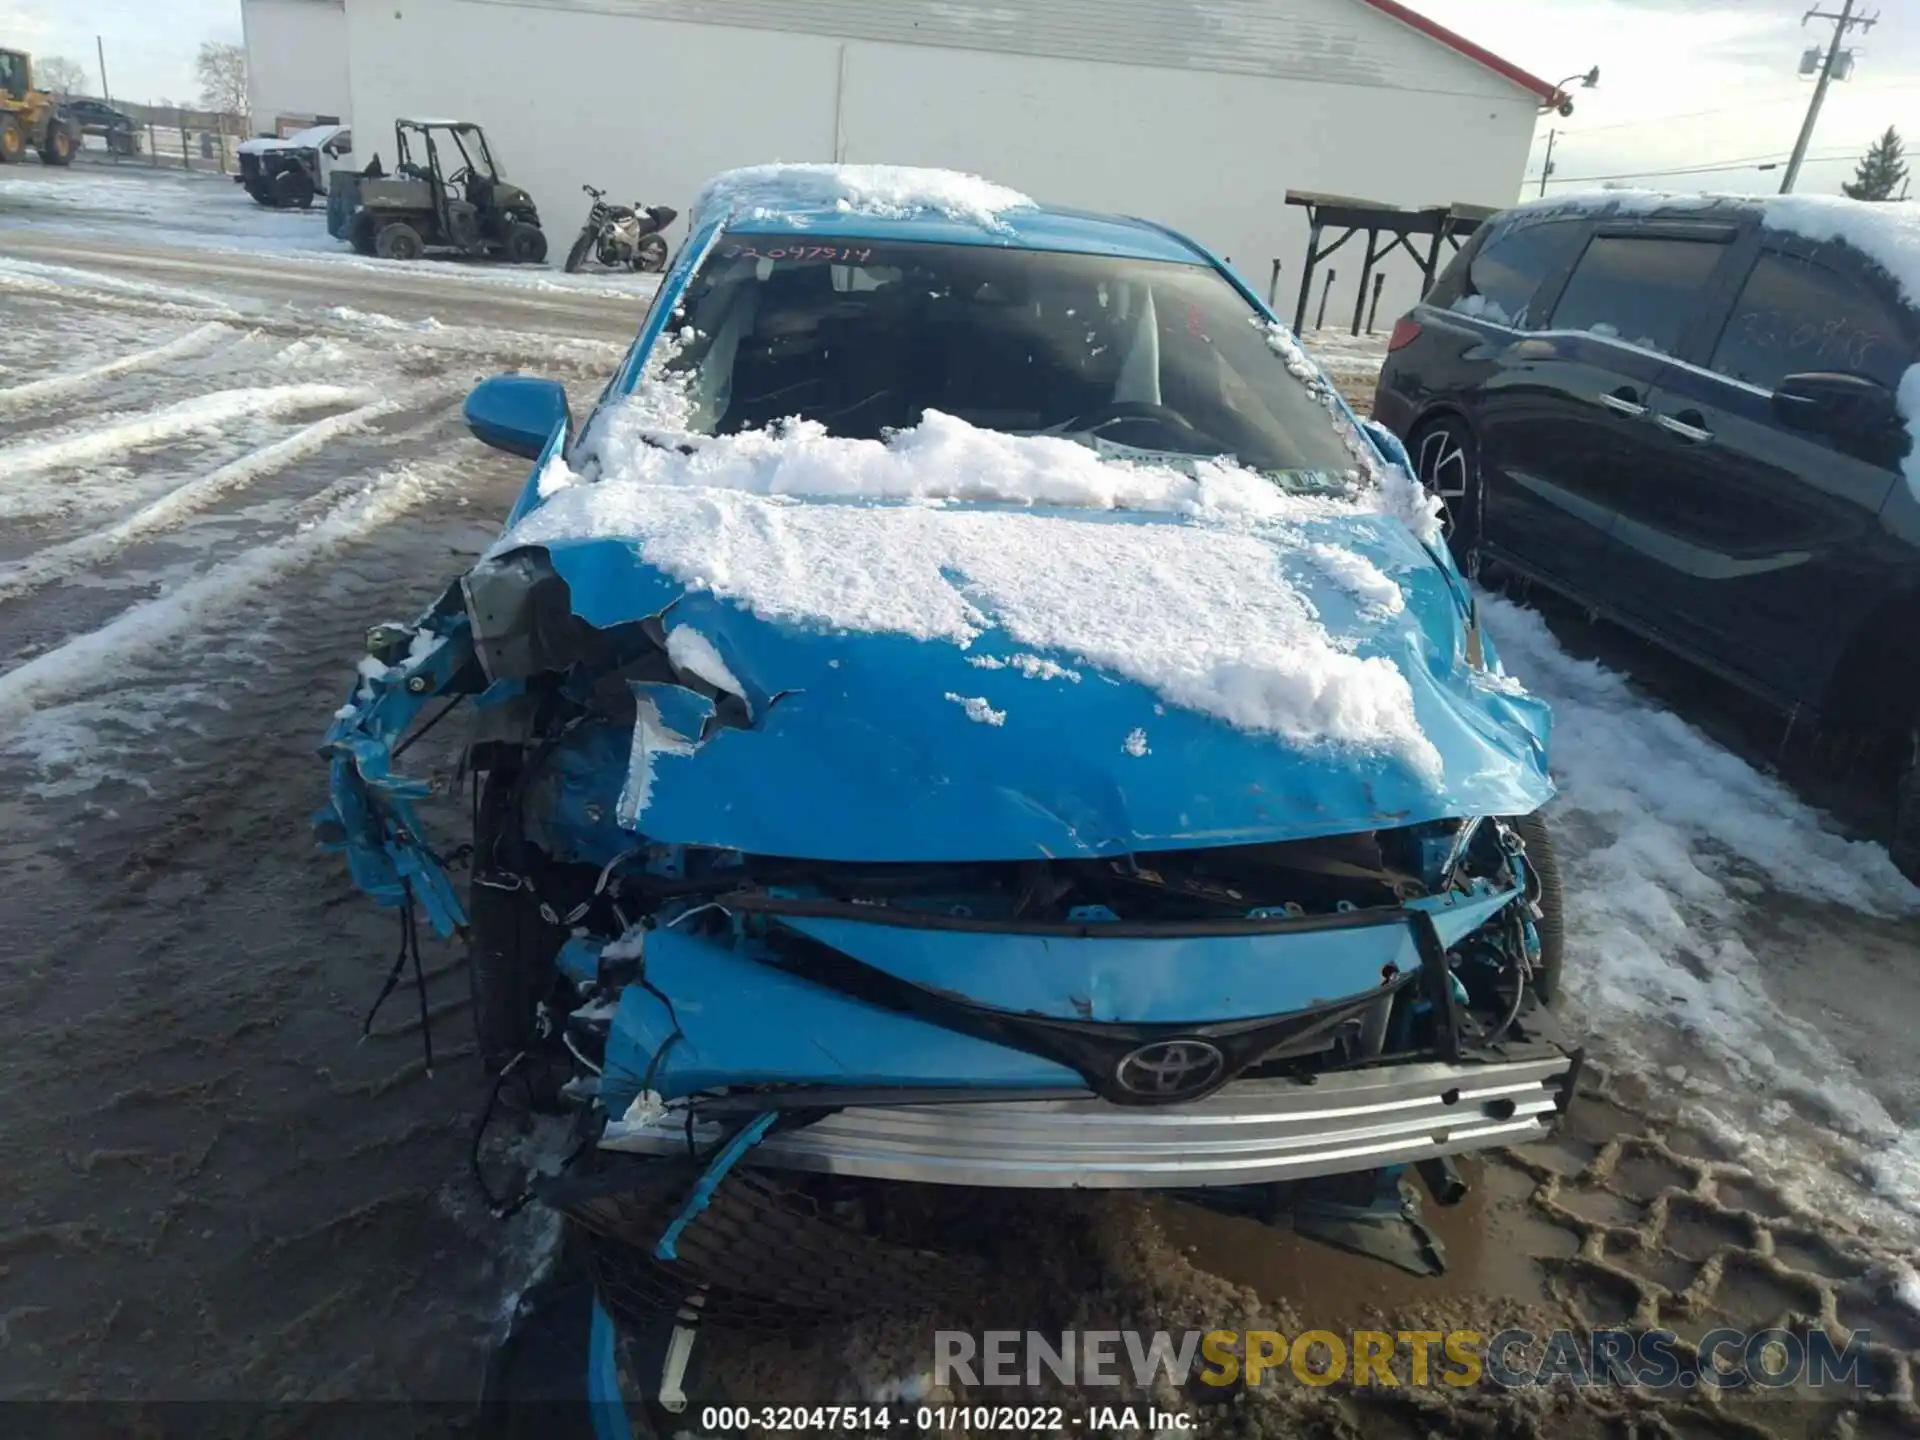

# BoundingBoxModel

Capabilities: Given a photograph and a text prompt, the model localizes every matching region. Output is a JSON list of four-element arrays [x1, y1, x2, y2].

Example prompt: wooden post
[[148, 120, 158, 166], [1315, 270, 1337, 331], [1292, 218, 1322, 333], [1366, 273, 1388, 333], [1350, 231, 1382, 336], [1267, 258, 1282, 309]]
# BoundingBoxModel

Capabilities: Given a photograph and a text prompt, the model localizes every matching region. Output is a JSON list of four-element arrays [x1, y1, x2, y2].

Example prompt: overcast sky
[[3, 0, 1913, 197]]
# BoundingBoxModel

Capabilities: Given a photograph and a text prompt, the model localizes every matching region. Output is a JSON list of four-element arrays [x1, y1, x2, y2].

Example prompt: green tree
[[1842, 126, 1908, 202]]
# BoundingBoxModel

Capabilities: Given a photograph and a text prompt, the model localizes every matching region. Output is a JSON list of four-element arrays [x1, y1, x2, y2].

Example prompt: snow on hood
[[692, 163, 1038, 232], [500, 374, 1471, 783]]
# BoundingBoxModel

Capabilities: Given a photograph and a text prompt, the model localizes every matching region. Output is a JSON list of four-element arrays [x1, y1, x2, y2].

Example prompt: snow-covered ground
[[1481, 594, 1920, 1238], [2, 165, 1917, 1405], [0, 162, 664, 297]]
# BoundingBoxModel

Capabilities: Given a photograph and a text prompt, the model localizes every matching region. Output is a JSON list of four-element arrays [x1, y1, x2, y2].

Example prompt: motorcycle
[[564, 185, 677, 274]]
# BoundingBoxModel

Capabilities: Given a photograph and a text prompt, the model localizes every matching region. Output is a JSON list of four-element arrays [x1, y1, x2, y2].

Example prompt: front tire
[[1892, 726, 1920, 884], [1410, 415, 1483, 566], [37, 124, 75, 166], [505, 221, 547, 265], [467, 770, 566, 1074], [0, 116, 25, 164], [374, 220, 424, 261], [563, 227, 595, 274], [273, 168, 315, 209]]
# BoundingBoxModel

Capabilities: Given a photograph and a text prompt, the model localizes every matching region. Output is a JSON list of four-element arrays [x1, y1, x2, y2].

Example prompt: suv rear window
[[1709, 248, 1913, 393], [1549, 233, 1728, 353], [1438, 218, 1586, 327]]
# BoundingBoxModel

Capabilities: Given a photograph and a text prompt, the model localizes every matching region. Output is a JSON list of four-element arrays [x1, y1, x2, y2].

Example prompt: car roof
[[1497, 187, 1920, 306], [696, 164, 1212, 265], [239, 123, 347, 153]]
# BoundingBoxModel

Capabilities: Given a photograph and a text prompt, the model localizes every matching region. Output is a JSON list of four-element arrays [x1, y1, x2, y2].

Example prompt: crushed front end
[[319, 525, 1578, 1354]]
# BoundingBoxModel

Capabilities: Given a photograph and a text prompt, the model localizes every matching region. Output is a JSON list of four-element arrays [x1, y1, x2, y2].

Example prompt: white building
[[241, 0, 352, 134], [246, 0, 1563, 314]]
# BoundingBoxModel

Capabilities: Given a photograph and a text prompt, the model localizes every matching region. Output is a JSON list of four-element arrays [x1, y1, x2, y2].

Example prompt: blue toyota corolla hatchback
[[318, 164, 1576, 1414]]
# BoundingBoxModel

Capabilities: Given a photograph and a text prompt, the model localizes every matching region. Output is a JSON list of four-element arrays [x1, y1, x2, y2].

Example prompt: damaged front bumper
[[318, 538, 1579, 1321], [600, 1051, 1577, 1188], [566, 876, 1579, 1193]]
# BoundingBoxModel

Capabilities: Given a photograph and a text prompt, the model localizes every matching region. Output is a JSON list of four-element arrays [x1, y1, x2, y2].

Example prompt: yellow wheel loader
[[0, 49, 80, 166]]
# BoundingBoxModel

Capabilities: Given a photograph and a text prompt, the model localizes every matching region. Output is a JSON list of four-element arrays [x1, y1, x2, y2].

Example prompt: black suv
[[1373, 192, 1920, 876]]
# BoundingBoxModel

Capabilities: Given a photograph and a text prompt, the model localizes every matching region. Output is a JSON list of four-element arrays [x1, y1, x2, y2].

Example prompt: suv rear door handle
[[1598, 390, 1647, 417], [1656, 411, 1714, 443]]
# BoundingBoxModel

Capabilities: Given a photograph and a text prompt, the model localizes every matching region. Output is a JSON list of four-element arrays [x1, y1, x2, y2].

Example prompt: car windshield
[[660, 235, 1356, 485]]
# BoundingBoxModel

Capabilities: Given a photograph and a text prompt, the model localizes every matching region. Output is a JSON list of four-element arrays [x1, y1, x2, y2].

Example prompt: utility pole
[[1539, 129, 1557, 197], [96, 34, 112, 105], [1781, 0, 1876, 194]]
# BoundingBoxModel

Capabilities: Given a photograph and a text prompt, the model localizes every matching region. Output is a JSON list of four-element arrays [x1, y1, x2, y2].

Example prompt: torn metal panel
[[510, 518, 1552, 862], [315, 586, 477, 936]]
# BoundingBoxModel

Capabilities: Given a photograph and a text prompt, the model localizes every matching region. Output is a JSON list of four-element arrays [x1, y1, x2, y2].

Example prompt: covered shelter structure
[[1286, 190, 1499, 335]]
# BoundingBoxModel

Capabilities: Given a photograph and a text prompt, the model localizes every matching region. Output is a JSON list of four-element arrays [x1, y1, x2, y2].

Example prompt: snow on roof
[[1503, 188, 1920, 498], [399, 117, 473, 128], [693, 163, 1037, 232], [1503, 188, 1920, 304], [1764, 194, 1920, 310], [238, 123, 346, 154]]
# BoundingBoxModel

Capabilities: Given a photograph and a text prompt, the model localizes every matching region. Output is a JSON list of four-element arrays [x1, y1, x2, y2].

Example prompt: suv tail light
[[1387, 317, 1423, 353]]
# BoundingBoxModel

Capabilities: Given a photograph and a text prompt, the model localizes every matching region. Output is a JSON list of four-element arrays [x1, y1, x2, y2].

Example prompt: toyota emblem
[[1114, 1039, 1227, 1101]]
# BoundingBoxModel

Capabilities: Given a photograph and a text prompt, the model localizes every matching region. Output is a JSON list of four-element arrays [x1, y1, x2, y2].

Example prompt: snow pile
[[0, 460, 457, 734], [0, 384, 366, 520], [694, 163, 1037, 231], [563, 403, 1305, 522], [945, 693, 1008, 726], [1306, 542, 1405, 615], [1008, 654, 1081, 682], [0, 321, 230, 413], [1479, 591, 1920, 1224], [502, 406, 1446, 778]]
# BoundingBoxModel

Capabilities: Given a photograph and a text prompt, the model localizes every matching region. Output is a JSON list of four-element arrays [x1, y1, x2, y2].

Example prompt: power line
[[1540, 150, 1859, 185], [1529, 73, 1916, 145], [1554, 95, 1808, 137], [1781, 0, 1878, 193]]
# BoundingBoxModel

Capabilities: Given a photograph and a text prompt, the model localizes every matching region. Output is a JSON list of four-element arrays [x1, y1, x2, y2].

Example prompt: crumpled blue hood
[[521, 507, 1551, 862]]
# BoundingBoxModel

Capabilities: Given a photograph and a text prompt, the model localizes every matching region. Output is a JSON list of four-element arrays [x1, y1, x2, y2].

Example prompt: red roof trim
[[1352, 0, 1564, 105]]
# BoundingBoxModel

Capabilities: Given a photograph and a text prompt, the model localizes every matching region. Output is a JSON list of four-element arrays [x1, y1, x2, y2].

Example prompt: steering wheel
[[1064, 400, 1206, 437], [445, 165, 472, 189]]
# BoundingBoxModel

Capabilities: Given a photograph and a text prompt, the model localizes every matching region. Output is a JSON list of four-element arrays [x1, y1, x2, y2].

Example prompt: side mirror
[[464, 374, 570, 460], [1772, 372, 1897, 437]]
